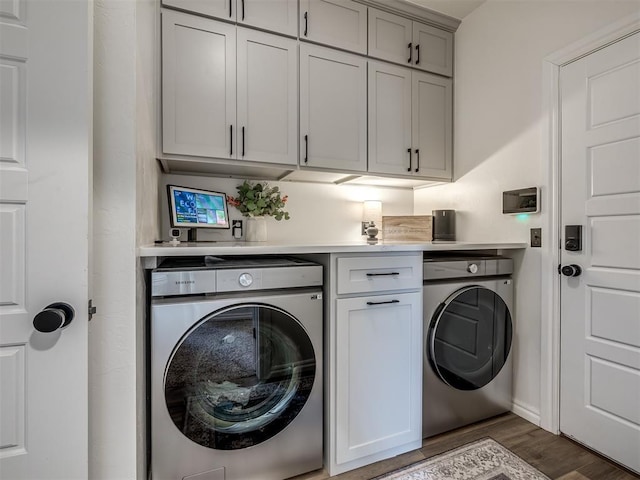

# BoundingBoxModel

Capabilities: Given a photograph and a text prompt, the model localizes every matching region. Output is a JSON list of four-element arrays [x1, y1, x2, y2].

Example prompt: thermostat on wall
[[503, 187, 540, 214]]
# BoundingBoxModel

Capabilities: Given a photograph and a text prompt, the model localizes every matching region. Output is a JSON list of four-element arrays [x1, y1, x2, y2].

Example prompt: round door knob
[[467, 263, 479, 274], [33, 302, 75, 333], [561, 264, 582, 277]]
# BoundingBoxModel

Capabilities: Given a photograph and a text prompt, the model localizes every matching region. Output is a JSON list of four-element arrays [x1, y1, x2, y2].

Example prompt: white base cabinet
[[335, 292, 422, 465], [318, 252, 423, 476]]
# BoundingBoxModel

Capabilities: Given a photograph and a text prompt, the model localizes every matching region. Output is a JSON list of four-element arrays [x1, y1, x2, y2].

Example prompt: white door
[[238, 0, 298, 37], [560, 32, 640, 474], [368, 61, 412, 176], [162, 11, 236, 159], [237, 28, 297, 166], [0, 0, 90, 478], [411, 71, 452, 180], [299, 44, 367, 172]]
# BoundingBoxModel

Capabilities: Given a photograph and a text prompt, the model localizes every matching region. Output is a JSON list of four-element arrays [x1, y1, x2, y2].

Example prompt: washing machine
[[150, 256, 324, 480], [422, 255, 514, 438]]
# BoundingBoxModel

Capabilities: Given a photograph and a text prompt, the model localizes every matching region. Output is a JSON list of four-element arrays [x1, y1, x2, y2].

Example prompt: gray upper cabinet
[[162, 10, 236, 159], [162, 0, 298, 37], [368, 61, 452, 180], [411, 71, 452, 179], [300, 44, 367, 172], [162, 0, 234, 21], [162, 10, 298, 166], [299, 0, 367, 55], [368, 7, 453, 77], [238, 0, 298, 37]]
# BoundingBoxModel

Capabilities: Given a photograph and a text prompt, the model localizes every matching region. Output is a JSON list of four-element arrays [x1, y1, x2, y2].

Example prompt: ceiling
[[404, 0, 486, 20]]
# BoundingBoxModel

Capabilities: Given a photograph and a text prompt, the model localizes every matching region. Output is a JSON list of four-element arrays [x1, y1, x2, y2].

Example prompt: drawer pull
[[366, 300, 400, 306], [366, 272, 400, 277]]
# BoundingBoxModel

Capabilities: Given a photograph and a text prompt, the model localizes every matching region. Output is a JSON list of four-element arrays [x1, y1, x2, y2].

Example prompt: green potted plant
[[227, 180, 290, 241]]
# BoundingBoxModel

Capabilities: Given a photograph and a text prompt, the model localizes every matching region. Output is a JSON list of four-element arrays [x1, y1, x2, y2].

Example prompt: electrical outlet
[[530, 228, 542, 247], [361, 222, 369, 236]]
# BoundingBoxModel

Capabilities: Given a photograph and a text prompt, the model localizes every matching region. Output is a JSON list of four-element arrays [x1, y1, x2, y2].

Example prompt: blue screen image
[[173, 189, 227, 226]]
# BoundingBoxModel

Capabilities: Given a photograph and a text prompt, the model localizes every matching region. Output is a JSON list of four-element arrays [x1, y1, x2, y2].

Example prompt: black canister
[[432, 210, 456, 241]]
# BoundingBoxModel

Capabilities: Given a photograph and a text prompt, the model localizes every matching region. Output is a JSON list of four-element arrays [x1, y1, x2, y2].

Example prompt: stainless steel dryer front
[[422, 256, 514, 438], [150, 256, 324, 480]]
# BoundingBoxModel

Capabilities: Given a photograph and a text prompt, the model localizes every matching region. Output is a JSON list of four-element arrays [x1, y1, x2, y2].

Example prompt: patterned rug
[[374, 438, 550, 480]]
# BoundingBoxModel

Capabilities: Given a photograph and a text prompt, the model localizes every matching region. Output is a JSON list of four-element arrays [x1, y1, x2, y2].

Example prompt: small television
[[168, 185, 230, 241]]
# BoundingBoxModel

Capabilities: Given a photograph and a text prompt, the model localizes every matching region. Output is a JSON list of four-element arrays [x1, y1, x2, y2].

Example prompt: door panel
[[237, 29, 297, 165], [162, 0, 234, 21], [239, 0, 297, 36], [560, 32, 640, 474], [412, 23, 453, 77], [299, 0, 367, 54], [368, 8, 413, 66], [0, 0, 89, 477], [299, 44, 367, 172], [162, 11, 236, 158]]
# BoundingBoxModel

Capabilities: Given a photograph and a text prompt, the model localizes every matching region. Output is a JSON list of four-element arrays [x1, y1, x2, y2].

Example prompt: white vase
[[246, 216, 267, 242]]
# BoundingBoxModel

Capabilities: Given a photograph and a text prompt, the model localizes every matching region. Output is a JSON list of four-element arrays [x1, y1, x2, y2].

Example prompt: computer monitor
[[167, 185, 230, 241]]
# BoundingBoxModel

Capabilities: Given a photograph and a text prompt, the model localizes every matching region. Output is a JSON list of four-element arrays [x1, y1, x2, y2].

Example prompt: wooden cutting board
[[381, 215, 433, 241]]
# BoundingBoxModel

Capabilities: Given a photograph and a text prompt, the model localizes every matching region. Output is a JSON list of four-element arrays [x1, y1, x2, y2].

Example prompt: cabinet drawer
[[336, 254, 422, 294]]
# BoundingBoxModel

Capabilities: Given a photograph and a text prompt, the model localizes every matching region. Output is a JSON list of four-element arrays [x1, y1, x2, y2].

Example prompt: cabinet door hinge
[[88, 299, 97, 321]]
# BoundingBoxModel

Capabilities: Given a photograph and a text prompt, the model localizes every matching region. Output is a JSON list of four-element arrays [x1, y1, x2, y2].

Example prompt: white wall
[[162, 175, 415, 243], [414, 0, 640, 424]]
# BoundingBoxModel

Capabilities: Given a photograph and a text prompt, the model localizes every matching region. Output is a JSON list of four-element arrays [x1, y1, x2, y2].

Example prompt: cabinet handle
[[415, 148, 420, 173], [407, 42, 412, 63], [241, 0, 245, 20], [407, 148, 412, 172], [304, 134, 309, 163], [304, 12, 308, 36], [416, 44, 420, 64], [229, 0, 232, 17], [242, 126, 245, 157], [366, 272, 400, 277], [366, 299, 400, 306], [230, 125, 233, 156]]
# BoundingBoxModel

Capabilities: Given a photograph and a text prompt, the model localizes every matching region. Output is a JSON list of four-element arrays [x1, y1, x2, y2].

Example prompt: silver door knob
[[467, 263, 479, 274], [33, 302, 75, 333]]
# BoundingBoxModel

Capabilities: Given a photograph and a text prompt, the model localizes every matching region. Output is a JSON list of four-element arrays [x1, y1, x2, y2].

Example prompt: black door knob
[[33, 302, 75, 333], [561, 264, 582, 277]]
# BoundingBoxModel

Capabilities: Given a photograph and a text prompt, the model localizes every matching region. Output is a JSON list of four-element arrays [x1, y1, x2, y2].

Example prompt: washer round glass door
[[164, 303, 316, 450], [427, 286, 512, 390]]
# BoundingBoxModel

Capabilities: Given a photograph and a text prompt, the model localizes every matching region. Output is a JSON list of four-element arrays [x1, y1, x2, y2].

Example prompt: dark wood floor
[[293, 413, 640, 480]]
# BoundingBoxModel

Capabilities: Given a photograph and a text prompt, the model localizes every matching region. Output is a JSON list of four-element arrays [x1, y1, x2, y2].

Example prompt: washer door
[[163, 303, 316, 450], [427, 286, 512, 391]]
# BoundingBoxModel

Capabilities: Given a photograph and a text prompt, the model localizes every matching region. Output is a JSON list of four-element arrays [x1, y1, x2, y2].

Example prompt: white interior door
[[0, 0, 90, 478], [560, 31, 640, 474]]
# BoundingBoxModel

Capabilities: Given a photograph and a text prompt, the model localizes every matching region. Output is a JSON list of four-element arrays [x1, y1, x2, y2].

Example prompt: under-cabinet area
[[157, 0, 456, 185]]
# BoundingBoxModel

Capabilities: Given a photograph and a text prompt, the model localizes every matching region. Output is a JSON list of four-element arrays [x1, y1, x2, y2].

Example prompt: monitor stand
[[187, 228, 198, 242]]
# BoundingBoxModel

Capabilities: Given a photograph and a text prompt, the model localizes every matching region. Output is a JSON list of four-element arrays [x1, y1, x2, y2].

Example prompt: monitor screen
[[168, 185, 230, 229]]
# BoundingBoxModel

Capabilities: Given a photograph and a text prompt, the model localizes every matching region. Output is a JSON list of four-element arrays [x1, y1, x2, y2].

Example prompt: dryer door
[[163, 303, 316, 450], [427, 286, 512, 390]]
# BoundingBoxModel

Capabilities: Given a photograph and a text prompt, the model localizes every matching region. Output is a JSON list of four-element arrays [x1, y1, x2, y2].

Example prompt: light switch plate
[[530, 228, 542, 247]]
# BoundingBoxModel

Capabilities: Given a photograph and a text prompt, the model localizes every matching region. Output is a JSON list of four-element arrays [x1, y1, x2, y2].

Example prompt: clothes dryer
[[422, 256, 514, 438], [150, 256, 323, 480]]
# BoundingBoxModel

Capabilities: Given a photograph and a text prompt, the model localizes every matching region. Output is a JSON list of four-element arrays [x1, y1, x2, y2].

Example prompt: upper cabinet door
[[412, 22, 453, 77], [300, 44, 367, 172], [368, 61, 412, 176], [238, 0, 298, 37], [411, 71, 452, 180], [162, 0, 234, 21], [237, 28, 298, 165], [162, 10, 236, 158], [368, 8, 413, 67], [300, 0, 367, 55]]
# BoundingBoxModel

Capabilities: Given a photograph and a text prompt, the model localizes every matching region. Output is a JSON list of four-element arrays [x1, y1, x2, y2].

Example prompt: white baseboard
[[511, 400, 541, 427]]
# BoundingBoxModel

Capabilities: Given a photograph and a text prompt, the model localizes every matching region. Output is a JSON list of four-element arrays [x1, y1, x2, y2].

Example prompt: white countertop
[[139, 240, 527, 257]]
